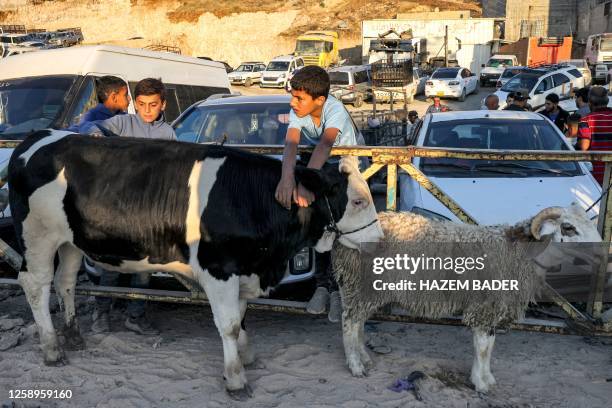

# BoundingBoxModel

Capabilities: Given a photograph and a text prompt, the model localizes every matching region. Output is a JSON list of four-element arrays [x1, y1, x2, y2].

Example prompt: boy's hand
[[275, 177, 295, 209], [294, 183, 314, 207]]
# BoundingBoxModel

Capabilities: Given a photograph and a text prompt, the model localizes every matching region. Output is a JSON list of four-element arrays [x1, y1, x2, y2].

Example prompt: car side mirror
[[481, 64, 485, 68], [534, 89, 544, 95]]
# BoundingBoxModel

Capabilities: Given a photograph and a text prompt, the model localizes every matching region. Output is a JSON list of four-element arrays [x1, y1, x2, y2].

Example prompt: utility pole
[[444, 25, 448, 67]]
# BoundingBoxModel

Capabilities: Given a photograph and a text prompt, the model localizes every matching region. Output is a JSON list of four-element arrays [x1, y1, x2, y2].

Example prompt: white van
[[260, 55, 304, 88], [0, 45, 230, 227]]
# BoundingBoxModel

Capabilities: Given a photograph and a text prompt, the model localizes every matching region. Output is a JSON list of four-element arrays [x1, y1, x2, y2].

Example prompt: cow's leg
[[18, 240, 65, 366], [237, 298, 255, 366], [54, 243, 85, 350], [471, 328, 496, 393], [200, 270, 250, 400], [343, 306, 368, 377]]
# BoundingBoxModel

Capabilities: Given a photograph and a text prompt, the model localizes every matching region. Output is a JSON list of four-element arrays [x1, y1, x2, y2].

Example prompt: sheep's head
[[529, 203, 601, 243], [527, 203, 602, 275]]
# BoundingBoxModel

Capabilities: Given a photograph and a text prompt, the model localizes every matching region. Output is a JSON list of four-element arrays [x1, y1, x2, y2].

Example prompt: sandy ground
[[0, 287, 611, 408]]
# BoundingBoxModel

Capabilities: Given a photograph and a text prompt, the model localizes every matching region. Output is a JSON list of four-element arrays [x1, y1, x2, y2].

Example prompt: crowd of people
[[480, 85, 612, 185]]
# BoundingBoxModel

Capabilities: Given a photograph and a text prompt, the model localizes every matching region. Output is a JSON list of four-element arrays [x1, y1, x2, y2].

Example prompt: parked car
[[228, 62, 266, 87], [399, 110, 601, 224], [260, 55, 304, 88], [171, 94, 365, 285], [425, 67, 478, 102], [479, 54, 519, 87], [492, 65, 585, 110], [496, 66, 528, 89], [328, 64, 371, 107], [560, 59, 592, 86], [594, 63, 612, 84], [413, 67, 429, 95]]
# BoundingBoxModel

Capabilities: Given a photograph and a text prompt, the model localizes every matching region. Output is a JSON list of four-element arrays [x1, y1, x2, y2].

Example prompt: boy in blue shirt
[[275, 66, 358, 322]]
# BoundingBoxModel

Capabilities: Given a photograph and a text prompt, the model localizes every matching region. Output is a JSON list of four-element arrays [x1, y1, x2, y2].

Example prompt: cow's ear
[[295, 165, 330, 196]]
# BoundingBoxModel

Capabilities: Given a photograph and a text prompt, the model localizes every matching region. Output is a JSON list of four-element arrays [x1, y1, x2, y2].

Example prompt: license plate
[[437, 91, 444, 96]]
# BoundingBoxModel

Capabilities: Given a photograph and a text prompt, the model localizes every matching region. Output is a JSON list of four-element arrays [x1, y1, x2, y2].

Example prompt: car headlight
[[0, 189, 8, 212], [448, 81, 460, 86], [293, 247, 311, 272], [410, 207, 452, 222]]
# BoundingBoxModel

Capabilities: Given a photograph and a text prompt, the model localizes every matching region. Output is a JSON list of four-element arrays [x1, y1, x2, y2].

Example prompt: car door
[[552, 73, 572, 97], [533, 75, 554, 108], [465, 69, 476, 92], [459, 69, 468, 91]]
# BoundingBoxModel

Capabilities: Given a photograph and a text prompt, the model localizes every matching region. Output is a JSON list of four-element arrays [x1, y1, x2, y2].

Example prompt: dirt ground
[[0, 287, 611, 408]]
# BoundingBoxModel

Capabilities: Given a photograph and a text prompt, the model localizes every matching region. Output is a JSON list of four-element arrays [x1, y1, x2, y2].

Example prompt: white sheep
[[332, 203, 602, 393]]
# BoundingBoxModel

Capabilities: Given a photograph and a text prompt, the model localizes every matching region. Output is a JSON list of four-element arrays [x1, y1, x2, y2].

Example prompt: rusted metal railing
[[0, 141, 611, 333]]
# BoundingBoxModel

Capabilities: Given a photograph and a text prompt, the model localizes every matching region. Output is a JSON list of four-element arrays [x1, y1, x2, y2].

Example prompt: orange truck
[[499, 36, 572, 67]]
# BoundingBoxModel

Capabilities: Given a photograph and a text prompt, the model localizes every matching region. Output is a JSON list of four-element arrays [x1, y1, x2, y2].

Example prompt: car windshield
[[174, 102, 291, 145], [501, 73, 540, 92], [0, 75, 77, 140], [501, 68, 525, 79], [329, 71, 350, 85], [431, 69, 459, 79], [487, 58, 514, 67], [236, 65, 254, 72], [266, 61, 290, 71], [420, 118, 581, 178], [600, 38, 612, 51], [295, 40, 325, 53]]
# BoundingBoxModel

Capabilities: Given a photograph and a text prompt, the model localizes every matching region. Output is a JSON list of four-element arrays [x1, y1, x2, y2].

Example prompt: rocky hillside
[[0, 0, 482, 66]]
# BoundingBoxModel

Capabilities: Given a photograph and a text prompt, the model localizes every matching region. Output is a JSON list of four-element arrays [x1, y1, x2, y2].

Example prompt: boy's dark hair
[[96, 75, 127, 103], [545, 93, 559, 104], [575, 87, 590, 103], [289, 66, 330, 99], [134, 78, 166, 102]]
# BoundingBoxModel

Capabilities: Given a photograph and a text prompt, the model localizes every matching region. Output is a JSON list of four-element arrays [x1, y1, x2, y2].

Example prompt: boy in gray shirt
[[86, 77, 176, 140], [89, 78, 175, 335]]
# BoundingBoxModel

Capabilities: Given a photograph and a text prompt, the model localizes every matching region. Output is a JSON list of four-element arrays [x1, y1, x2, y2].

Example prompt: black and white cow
[[8, 130, 383, 399]]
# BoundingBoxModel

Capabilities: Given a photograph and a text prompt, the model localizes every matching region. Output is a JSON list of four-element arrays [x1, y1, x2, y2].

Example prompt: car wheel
[[459, 88, 466, 102], [353, 94, 363, 108], [244, 78, 252, 87]]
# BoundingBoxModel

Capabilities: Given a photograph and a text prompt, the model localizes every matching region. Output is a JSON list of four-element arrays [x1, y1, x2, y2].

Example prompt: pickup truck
[[479, 54, 518, 86]]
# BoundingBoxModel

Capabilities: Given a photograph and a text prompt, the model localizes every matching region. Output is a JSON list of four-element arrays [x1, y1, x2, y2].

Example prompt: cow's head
[[526, 203, 603, 274], [295, 156, 383, 252]]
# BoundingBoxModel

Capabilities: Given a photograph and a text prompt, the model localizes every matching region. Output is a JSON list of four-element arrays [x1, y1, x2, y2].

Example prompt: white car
[[425, 67, 478, 102], [493, 65, 585, 110], [414, 68, 428, 95], [399, 110, 601, 225], [479, 54, 518, 87], [228, 62, 266, 87], [560, 59, 592, 86], [496, 66, 528, 89], [260, 55, 305, 88]]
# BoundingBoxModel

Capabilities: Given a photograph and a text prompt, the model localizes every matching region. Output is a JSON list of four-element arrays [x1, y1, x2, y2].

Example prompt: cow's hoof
[[63, 333, 86, 351], [227, 384, 253, 401], [44, 353, 68, 367]]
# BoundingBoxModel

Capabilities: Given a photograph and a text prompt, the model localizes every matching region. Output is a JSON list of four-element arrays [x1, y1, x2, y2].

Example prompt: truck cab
[[479, 54, 518, 86], [585, 33, 612, 68], [294, 31, 338, 68]]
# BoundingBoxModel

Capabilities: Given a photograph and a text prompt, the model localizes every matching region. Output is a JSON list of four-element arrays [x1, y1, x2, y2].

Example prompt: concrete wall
[[503, 0, 578, 41], [396, 11, 474, 20], [576, 1, 612, 42]]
